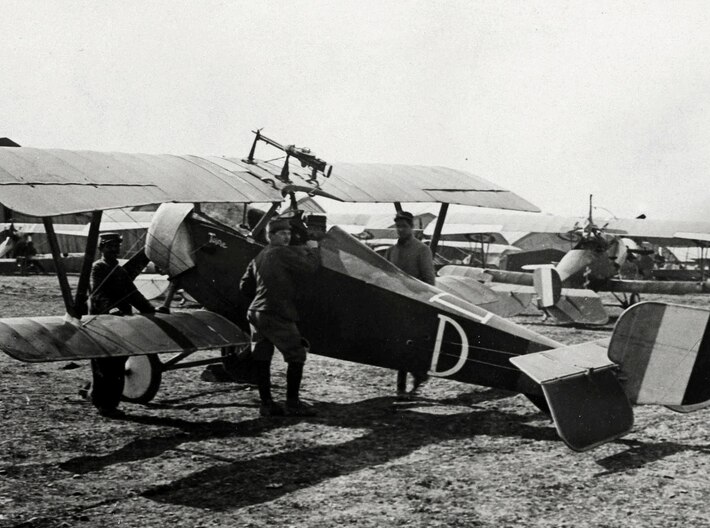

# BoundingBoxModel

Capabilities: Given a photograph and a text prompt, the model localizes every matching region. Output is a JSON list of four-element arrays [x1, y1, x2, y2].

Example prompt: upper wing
[[604, 218, 710, 247], [0, 311, 247, 362], [241, 159, 540, 212], [0, 147, 283, 216], [0, 145, 540, 217], [423, 211, 710, 247], [423, 210, 583, 236]]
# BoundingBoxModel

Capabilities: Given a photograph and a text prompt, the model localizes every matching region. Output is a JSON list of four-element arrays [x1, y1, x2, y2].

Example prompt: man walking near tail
[[240, 217, 320, 416], [385, 211, 436, 398]]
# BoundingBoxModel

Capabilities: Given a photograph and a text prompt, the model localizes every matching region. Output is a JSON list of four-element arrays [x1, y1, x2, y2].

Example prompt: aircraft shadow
[[139, 395, 556, 511], [149, 385, 257, 407], [59, 414, 278, 475], [594, 438, 710, 477]]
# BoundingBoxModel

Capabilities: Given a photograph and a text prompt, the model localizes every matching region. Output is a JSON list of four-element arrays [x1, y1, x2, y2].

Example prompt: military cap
[[268, 218, 292, 234], [393, 211, 415, 226], [98, 232, 123, 245]]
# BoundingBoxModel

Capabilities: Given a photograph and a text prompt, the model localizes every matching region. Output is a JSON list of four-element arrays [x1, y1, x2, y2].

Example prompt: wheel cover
[[123, 355, 156, 399]]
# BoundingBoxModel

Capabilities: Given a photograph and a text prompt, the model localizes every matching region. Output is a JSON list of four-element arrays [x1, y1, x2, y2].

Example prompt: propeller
[[557, 195, 610, 244]]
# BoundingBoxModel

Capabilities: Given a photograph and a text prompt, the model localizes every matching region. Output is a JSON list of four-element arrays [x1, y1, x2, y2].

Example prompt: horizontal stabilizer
[[546, 289, 609, 326], [510, 339, 613, 383], [609, 302, 710, 408], [0, 311, 248, 363], [511, 341, 632, 451], [436, 275, 534, 318]]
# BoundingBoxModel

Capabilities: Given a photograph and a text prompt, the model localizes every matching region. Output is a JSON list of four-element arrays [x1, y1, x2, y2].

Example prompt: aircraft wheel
[[122, 354, 163, 404], [221, 345, 257, 384]]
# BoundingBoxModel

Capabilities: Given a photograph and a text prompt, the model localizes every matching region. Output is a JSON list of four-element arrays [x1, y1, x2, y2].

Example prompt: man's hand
[[306, 229, 326, 242], [305, 240, 319, 249]]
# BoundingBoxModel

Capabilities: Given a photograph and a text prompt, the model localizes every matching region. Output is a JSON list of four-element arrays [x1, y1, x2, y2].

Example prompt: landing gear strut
[[613, 292, 641, 309]]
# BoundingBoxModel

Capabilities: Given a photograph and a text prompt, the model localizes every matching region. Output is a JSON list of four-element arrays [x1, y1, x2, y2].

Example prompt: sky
[[2, 1, 709, 221]]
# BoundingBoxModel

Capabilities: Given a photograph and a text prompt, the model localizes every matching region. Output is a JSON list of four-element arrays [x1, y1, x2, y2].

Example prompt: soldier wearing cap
[[385, 211, 436, 398], [239, 217, 320, 417], [87, 232, 156, 417]]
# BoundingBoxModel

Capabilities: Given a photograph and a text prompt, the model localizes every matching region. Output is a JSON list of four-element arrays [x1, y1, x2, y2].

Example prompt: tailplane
[[511, 302, 710, 450]]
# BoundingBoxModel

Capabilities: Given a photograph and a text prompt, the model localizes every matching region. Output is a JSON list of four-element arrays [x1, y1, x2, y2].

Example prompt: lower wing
[[0, 311, 248, 362]]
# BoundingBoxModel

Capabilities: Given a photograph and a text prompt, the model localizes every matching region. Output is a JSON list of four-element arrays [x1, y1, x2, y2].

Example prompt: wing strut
[[250, 202, 280, 240], [429, 202, 450, 256], [74, 211, 103, 314], [42, 217, 77, 318]]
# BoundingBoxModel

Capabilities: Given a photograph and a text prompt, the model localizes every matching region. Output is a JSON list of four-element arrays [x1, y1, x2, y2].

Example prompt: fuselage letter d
[[428, 314, 469, 377]]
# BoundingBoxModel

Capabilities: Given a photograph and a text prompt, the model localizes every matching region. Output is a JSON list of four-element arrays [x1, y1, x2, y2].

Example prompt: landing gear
[[122, 354, 163, 404], [613, 292, 641, 309]]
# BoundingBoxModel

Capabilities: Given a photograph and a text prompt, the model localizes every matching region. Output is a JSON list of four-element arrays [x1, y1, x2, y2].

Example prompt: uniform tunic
[[89, 257, 154, 412], [386, 235, 436, 392], [240, 244, 319, 362], [385, 236, 436, 285], [90, 259, 155, 315]]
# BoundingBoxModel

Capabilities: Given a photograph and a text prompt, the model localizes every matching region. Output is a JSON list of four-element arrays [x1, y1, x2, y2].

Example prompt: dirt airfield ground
[[1, 276, 710, 527]]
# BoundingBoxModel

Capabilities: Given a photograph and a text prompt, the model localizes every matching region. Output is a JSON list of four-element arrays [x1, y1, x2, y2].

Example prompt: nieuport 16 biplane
[[431, 196, 710, 325], [1, 132, 709, 452]]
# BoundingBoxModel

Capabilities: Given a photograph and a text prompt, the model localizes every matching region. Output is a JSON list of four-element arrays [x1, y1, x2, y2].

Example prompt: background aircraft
[[426, 196, 710, 325], [1, 133, 710, 452]]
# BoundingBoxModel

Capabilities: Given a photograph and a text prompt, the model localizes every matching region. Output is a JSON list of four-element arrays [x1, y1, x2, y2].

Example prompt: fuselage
[[146, 204, 563, 398]]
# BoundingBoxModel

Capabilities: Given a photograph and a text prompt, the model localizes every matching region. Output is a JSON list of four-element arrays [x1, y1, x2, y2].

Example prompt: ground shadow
[[139, 394, 556, 511], [59, 413, 279, 475], [594, 438, 710, 476]]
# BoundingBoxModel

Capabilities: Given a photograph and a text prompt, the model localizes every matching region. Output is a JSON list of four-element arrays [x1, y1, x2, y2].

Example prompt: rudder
[[609, 302, 710, 408]]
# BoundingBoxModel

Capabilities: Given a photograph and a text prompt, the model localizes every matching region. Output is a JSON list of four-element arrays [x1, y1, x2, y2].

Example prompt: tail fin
[[609, 301, 710, 410], [533, 266, 608, 325], [533, 266, 561, 307]]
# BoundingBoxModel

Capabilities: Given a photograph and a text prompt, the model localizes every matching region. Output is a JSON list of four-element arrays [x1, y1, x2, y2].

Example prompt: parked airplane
[[0, 133, 709, 452], [429, 196, 710, 324]]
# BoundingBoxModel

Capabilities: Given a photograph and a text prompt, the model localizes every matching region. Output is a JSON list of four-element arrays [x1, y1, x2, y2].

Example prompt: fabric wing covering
[[0, 147, 283, 216], [0, 146, 540, 216], [239, 159, 540, 212], [0, 311, 248, 362], [431, 210, 710, 244]]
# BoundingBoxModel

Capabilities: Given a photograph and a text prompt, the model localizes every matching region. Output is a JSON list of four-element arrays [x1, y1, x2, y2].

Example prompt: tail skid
[[512, 302, 710, 451]]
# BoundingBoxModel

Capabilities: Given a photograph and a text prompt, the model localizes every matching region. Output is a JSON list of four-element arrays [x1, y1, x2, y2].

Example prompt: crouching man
[[240, 217, 320, 417]]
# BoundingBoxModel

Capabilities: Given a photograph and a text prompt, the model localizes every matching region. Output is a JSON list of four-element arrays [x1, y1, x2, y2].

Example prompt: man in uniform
[[385, 211, 436, 398], [239, 217, 320, 417], [88, 232, 156, 417]]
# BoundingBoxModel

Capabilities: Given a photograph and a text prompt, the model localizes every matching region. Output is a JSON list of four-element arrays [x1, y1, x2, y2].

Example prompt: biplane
[[1, 132, 710, 452], [430, 196, 710, 325]]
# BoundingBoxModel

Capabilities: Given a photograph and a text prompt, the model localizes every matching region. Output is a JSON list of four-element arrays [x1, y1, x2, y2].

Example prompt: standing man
[[385, 211, 436, 398], [88, 232, 156, 417], [240, 217, 320, 417]]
